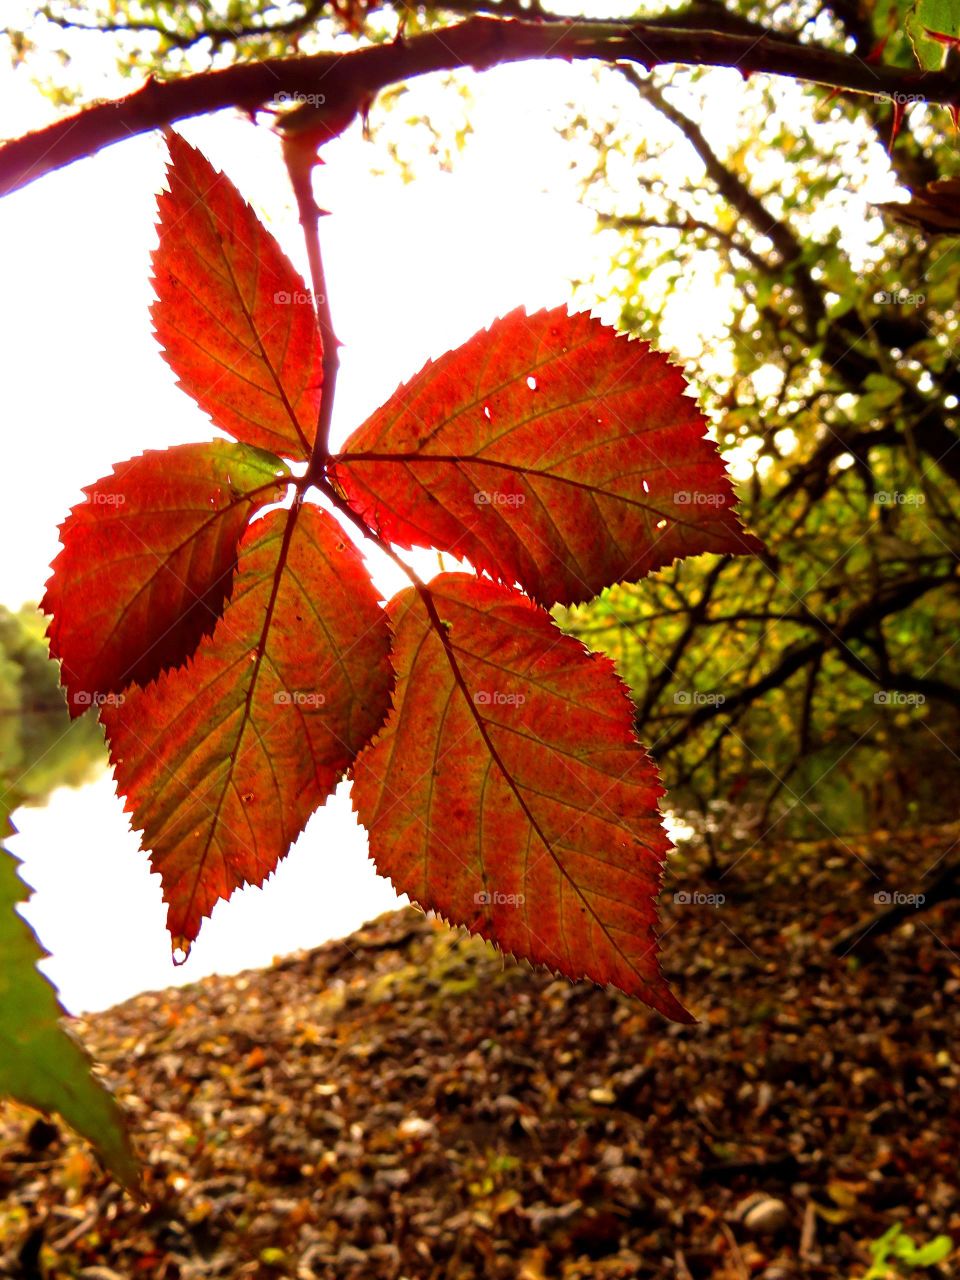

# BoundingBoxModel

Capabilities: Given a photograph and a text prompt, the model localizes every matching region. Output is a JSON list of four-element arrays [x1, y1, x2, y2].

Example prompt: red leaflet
[[41, 135, 764, 1019], [42, 442, 289, 713], [334, 307, 760, 607], [152, 131, 323, 460], [101, 505, 393, 951], [351, 574, 692, 1022]]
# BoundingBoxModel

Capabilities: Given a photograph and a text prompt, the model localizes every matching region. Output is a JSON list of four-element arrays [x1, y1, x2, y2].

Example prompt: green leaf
[[907, 0, 960, 68], [0, 806, 139, 1193], [901, 1233, 954, 1265]]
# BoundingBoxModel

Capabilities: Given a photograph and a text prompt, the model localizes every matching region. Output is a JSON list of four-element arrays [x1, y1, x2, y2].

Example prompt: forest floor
[[1, 825, 958, 1280]]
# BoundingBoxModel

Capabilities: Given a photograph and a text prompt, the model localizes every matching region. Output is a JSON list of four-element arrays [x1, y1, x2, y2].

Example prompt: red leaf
[[152, 131, 324, 460], [334, 307, 760, 607], [351, 573, 692, 1022], [101, 504, 393, 952], [42, 442, 289, 714]]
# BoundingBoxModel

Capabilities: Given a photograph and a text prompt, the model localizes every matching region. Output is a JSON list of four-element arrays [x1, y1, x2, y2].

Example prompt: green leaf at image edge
[[0, 806, 140, 1194], [907, 0, 960, 69]]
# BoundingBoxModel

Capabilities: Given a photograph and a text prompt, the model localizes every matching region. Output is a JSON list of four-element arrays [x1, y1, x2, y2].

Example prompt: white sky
[[1, 41, 616, 1012]]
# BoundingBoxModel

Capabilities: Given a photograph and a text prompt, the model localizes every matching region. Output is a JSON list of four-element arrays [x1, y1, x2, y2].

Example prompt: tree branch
[[3, 16, 960, 199], [621, 71, 825, 332], [597, 212, 772, 272], [652, 572, 956, 754]]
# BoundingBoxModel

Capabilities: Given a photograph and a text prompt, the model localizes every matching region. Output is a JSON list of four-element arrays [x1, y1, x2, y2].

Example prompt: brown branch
[[621, 70, 826, 332], [636, 555, 728, 723], [3, 17, 960, 199], [653, 572, 956, 755], [597, 212, 772, 272]]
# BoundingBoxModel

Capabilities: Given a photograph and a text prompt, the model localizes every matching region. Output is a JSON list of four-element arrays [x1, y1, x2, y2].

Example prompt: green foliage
[[556, 51, 960, 841], [906, 0, 960, 70], [0, 608, 127, 1189], [0, 806, 138, 1193], [864, 1223, 954, 1277], [0, 604, 104, 806]]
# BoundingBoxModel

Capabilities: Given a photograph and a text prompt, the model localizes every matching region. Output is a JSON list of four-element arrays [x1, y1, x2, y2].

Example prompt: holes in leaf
[[656, 519, 668, 530], [483, 404, 493, 421], [642, 480, 650, 494], [526, 375, 538, 391]]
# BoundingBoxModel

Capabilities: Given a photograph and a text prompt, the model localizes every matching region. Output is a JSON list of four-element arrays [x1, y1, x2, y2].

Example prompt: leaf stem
[[283, 135, 339, 475], [316, 477, 424, 589]]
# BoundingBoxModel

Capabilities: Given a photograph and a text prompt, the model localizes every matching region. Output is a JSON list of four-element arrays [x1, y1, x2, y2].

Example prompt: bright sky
[[0, 29, 624, 1013]]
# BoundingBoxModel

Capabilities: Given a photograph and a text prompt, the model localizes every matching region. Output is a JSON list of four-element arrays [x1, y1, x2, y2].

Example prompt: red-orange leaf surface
[[101, 504, 393, 951], [43, 442, 289, 715], [352, 573, 692, 1022], [152, 131, 323, 460], [334, 307, 760, 607]]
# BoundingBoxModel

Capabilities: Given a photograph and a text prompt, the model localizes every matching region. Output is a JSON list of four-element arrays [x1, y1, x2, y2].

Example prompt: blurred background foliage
[[0, 605, 102, 810], [6, 0, 959, 847]]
